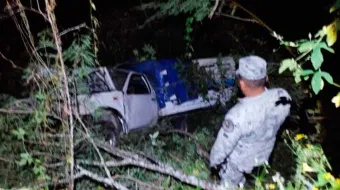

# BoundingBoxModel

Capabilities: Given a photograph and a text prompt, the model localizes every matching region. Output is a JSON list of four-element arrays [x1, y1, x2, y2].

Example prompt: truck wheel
[[170, 115, 188, 132], [98, 111, 123, 148]]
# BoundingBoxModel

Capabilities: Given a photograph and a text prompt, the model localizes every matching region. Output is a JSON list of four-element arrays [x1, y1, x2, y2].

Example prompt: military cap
[[236, 55, 267, 80]]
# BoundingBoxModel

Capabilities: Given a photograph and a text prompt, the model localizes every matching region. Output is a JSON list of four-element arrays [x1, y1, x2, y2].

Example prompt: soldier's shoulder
[[225, 102, 245, 121], [267, 88, 291, 99]]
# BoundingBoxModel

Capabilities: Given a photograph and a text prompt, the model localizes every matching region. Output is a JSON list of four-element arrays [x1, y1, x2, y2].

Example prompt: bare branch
[[45, 162, 64, 168], [59, 23, 88, 36], [77, 165, 129, 190], [217, 0, 226, 15], [93, 145, 220, 190], [112, 175, 163, 190], [0, 157, 14, 163], [220, 13, 257, 23], [0, 108, 35, 114], [79, 157, 220, 189], [38, 172, 84, 187], [209, 0, 220, 19], [75, 113, 115, 185], [230, 0, 296, 57], [44, 0, 76, 188], [1, 7, 48, 21], [0, 51, 24, 70]]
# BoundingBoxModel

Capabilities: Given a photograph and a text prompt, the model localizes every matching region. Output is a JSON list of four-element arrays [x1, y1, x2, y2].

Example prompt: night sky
[[1, 0, 340, 174]]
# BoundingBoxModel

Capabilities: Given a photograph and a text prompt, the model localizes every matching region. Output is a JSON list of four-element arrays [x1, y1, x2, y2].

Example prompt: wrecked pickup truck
[[74, 56, 237, 146]]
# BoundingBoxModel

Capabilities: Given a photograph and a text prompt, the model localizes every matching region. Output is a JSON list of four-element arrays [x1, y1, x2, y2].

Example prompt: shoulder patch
[[275, 96, 292, 106], [222, 119, 235, 133]]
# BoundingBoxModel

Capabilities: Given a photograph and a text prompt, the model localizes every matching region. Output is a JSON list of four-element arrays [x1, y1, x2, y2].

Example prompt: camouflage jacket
[[210, 88, 292, 173]]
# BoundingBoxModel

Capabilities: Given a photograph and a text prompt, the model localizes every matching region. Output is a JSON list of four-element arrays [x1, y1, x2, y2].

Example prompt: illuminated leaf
[[311, 71, 322, 94], [19, 159, 27, 166], [90, 2, 96, 11], [320, 80, 325, 90], [295, 74, 301, 83], [66, 155, 72, 164], [330, 0, 340, 13], [315, 172, 329, 187], [302, 163, 314, 173], [325, 22, 337, 46], [331, 92, 340, 108], [319, 42, 335, 53], [320, 71, 334, 84], [293, 69, 302, 83], [298, 41, 315, 53], [311, 44, 324, 70], [279, 59, 296, 74], [301, 69, 314, 76]]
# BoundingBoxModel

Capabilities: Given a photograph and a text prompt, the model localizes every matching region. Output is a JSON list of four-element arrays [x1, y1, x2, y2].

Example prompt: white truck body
[[74, 56, 236, 133]]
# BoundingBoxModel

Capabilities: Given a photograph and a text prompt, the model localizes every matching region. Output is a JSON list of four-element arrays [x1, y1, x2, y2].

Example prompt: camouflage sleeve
[[209, 118, 242, 168]]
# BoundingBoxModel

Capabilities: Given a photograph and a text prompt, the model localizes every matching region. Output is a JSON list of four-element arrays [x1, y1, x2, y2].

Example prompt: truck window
[[87, 70, 111, 93], [108, 70, 128, 91], [127, 74, 150, 95]]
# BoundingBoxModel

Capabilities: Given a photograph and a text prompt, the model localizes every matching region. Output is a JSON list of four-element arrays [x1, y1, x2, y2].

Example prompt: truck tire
[[170, 115, 188, 132], [98, 110, 123, 148]]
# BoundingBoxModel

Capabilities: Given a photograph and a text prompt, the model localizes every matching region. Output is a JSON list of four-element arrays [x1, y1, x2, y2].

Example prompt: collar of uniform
[[239, 87, 268, 103]]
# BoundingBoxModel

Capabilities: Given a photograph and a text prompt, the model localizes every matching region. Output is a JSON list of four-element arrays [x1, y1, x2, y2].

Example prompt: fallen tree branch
[[38, 172, 84, 187], [79, 157, 220, 190], [0, 108, 35, 114], [45, 162, 64, 168], [112, 175, 163, 190], [77, 165, 129, 190], [75, 113, 115, 185], [94, 145, 220, 190]]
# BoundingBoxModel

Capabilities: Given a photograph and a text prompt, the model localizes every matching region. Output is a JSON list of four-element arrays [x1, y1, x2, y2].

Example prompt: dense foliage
[[0, 0, 340, 190]]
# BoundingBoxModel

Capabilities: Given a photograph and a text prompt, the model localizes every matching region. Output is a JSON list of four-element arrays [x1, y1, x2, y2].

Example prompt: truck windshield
[[108, 69, 128, 91]]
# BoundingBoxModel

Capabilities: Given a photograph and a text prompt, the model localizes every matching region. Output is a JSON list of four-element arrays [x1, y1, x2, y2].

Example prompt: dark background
[[1, 0, 340, 175]]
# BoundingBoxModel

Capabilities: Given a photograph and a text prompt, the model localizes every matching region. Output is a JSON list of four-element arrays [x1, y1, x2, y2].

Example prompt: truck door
[[124, 73, 158, 129]]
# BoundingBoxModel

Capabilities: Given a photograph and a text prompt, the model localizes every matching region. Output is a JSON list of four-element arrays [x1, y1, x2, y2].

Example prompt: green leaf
[[27, 156, 33, 165], [315, 172, 328, 187], [33, 166, 40, 175], [301, 69, 314, 76], [279, 59, 296, 74], [311, 71, 323, 94], [311, 44, 324, 70], [18, 159, 27, 166], [152, 131, 159, 139], [319, 42, 335, 53], [295, 74, 302, 83], [330, 0, 340, 13], [35, 92, 46, 101], [20, 153, 30, 159], [90, 1, 96, 11], [320, 71, 334, 84], [298, 41, 315, 53]]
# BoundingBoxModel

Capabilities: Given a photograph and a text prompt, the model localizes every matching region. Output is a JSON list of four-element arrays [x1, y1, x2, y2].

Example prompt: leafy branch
[[275, 2, 340, 107]]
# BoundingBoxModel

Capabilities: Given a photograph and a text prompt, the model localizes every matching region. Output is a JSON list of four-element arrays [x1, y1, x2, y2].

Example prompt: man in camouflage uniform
[[210, 55, 292, 188]]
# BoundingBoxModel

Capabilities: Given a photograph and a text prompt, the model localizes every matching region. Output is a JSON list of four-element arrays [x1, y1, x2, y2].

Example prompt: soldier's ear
[[239, 79, 246, 89]]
